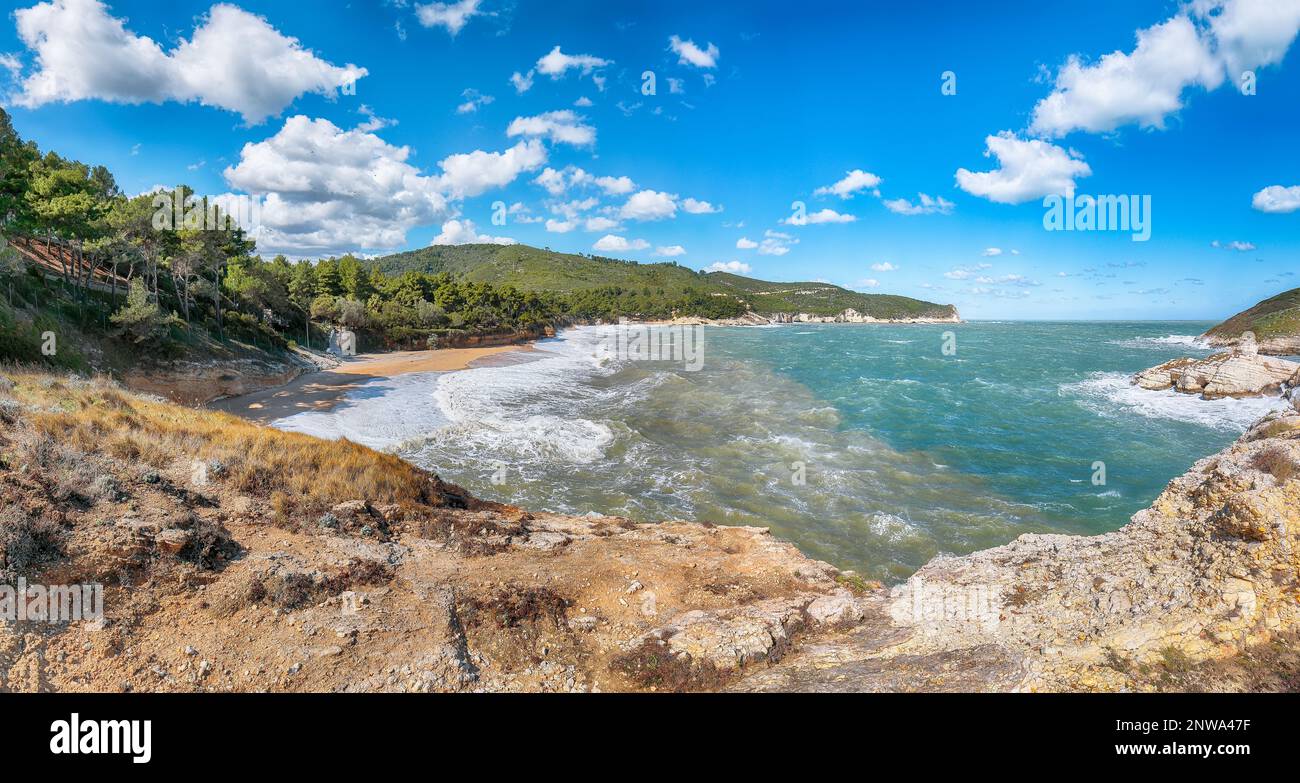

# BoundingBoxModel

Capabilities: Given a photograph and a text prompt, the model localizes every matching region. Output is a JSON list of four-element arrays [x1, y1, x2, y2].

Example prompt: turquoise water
[[277, 322, 1288, 582]]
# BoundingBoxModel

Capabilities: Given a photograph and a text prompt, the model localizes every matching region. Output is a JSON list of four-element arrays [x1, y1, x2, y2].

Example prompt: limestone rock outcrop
[[1133, 340, 1299, 399]]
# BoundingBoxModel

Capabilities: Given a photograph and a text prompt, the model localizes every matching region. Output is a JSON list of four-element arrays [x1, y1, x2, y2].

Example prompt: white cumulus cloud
[[436, 139, 548, 198], [221, 115, 449, 255], [12, 0, 366, 124], [882, 193, 954, 215], [432, 218, 515, 245], [705, 260, 751, 274], [1029, 0, 1300, 138], [509, 70, 534, 93], [783, 208, 856, 226], [455, 88, 494, 114], [584, 216, 619, 232], [681, 197, 721, 214], [813, 169, 882, 199], [535, 45, 611, 78], [593, 234, 650, 253], [668, 35, 719, 68], [594, 175, 635, 195], [757, 230, 797, 256], [415, 0, 487, 35], [955, 131, 1092, 204], [1251, 184, 1300, 213], [619, 189, 677, 221], [1029, 16, 1221, 137], [506, 110, 596, 146]]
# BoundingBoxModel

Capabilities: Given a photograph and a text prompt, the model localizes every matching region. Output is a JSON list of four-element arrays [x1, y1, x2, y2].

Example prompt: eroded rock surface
[[1134, 343, 1299, 399]]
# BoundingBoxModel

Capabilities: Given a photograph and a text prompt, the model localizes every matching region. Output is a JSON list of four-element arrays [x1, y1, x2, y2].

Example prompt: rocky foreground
[[1, 370, 1298, 692]]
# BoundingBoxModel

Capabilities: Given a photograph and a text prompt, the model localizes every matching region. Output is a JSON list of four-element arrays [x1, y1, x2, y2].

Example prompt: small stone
[[568, 615, 599, 633], [156, 528, 192, 554]]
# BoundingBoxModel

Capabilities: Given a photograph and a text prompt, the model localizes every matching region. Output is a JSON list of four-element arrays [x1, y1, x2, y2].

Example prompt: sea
[[271, 322, 1287, 582]]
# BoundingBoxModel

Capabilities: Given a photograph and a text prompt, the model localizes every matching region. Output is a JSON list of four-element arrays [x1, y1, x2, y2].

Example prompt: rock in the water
[[1132, 350, 1299, 398], [1133, 357, 1198, 390]]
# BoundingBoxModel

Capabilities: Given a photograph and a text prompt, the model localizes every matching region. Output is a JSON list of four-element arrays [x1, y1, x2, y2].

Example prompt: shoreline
[[208, 343, 534, 424]]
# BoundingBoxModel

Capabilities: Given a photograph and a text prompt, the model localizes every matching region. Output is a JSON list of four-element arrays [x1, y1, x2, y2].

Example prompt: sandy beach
[[208, 344, 530, 424]]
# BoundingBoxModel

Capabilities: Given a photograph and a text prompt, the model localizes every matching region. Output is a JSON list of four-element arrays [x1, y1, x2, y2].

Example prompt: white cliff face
[[768, 308, 961, 324], [1134, 345, 1299, 399]]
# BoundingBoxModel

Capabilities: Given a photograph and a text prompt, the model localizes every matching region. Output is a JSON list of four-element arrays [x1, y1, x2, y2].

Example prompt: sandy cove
[[208, 344, 531, 424]]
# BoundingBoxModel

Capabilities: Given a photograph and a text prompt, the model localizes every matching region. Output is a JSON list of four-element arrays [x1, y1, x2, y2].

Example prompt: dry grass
[[610, 636, 725, 692], [1251, 445, 1299, 483], [222, 557, 395, 612], [464, 584, 571, 630], [0, 506, 64, 582], [1, 369, 467, 520]]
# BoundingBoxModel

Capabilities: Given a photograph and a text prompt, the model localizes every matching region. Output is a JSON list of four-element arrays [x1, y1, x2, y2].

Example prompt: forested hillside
[[370, 245, 956, 319]]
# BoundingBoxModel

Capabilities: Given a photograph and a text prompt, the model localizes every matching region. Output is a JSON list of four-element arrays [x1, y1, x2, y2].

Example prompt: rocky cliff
[[1, 370, 1296, 692]]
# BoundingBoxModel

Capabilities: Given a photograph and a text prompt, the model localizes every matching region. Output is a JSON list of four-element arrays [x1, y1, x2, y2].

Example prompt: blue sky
[[2, 0, 1298, 319]]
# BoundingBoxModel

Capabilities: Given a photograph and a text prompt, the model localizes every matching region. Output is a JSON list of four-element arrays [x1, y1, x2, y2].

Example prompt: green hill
[[1204, 287, 1300, 355], [368, 244, 956, 320]]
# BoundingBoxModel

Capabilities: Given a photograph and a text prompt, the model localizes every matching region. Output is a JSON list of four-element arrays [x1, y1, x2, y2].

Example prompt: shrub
[[609, 637, 724, 692], [1251, 445, 1299, 483], [110, 279, 176, 347], [0, 507, 63, 581]]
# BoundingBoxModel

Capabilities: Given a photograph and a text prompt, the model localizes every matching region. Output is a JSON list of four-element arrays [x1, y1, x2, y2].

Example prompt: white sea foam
[[418, 327, 621, 464], [1064, 372, 1287, 432], [1109, 334, 1212, 351], [270, 328, 621, 461], [868, 512, 920, 543], [271, 371, 448, 450]]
